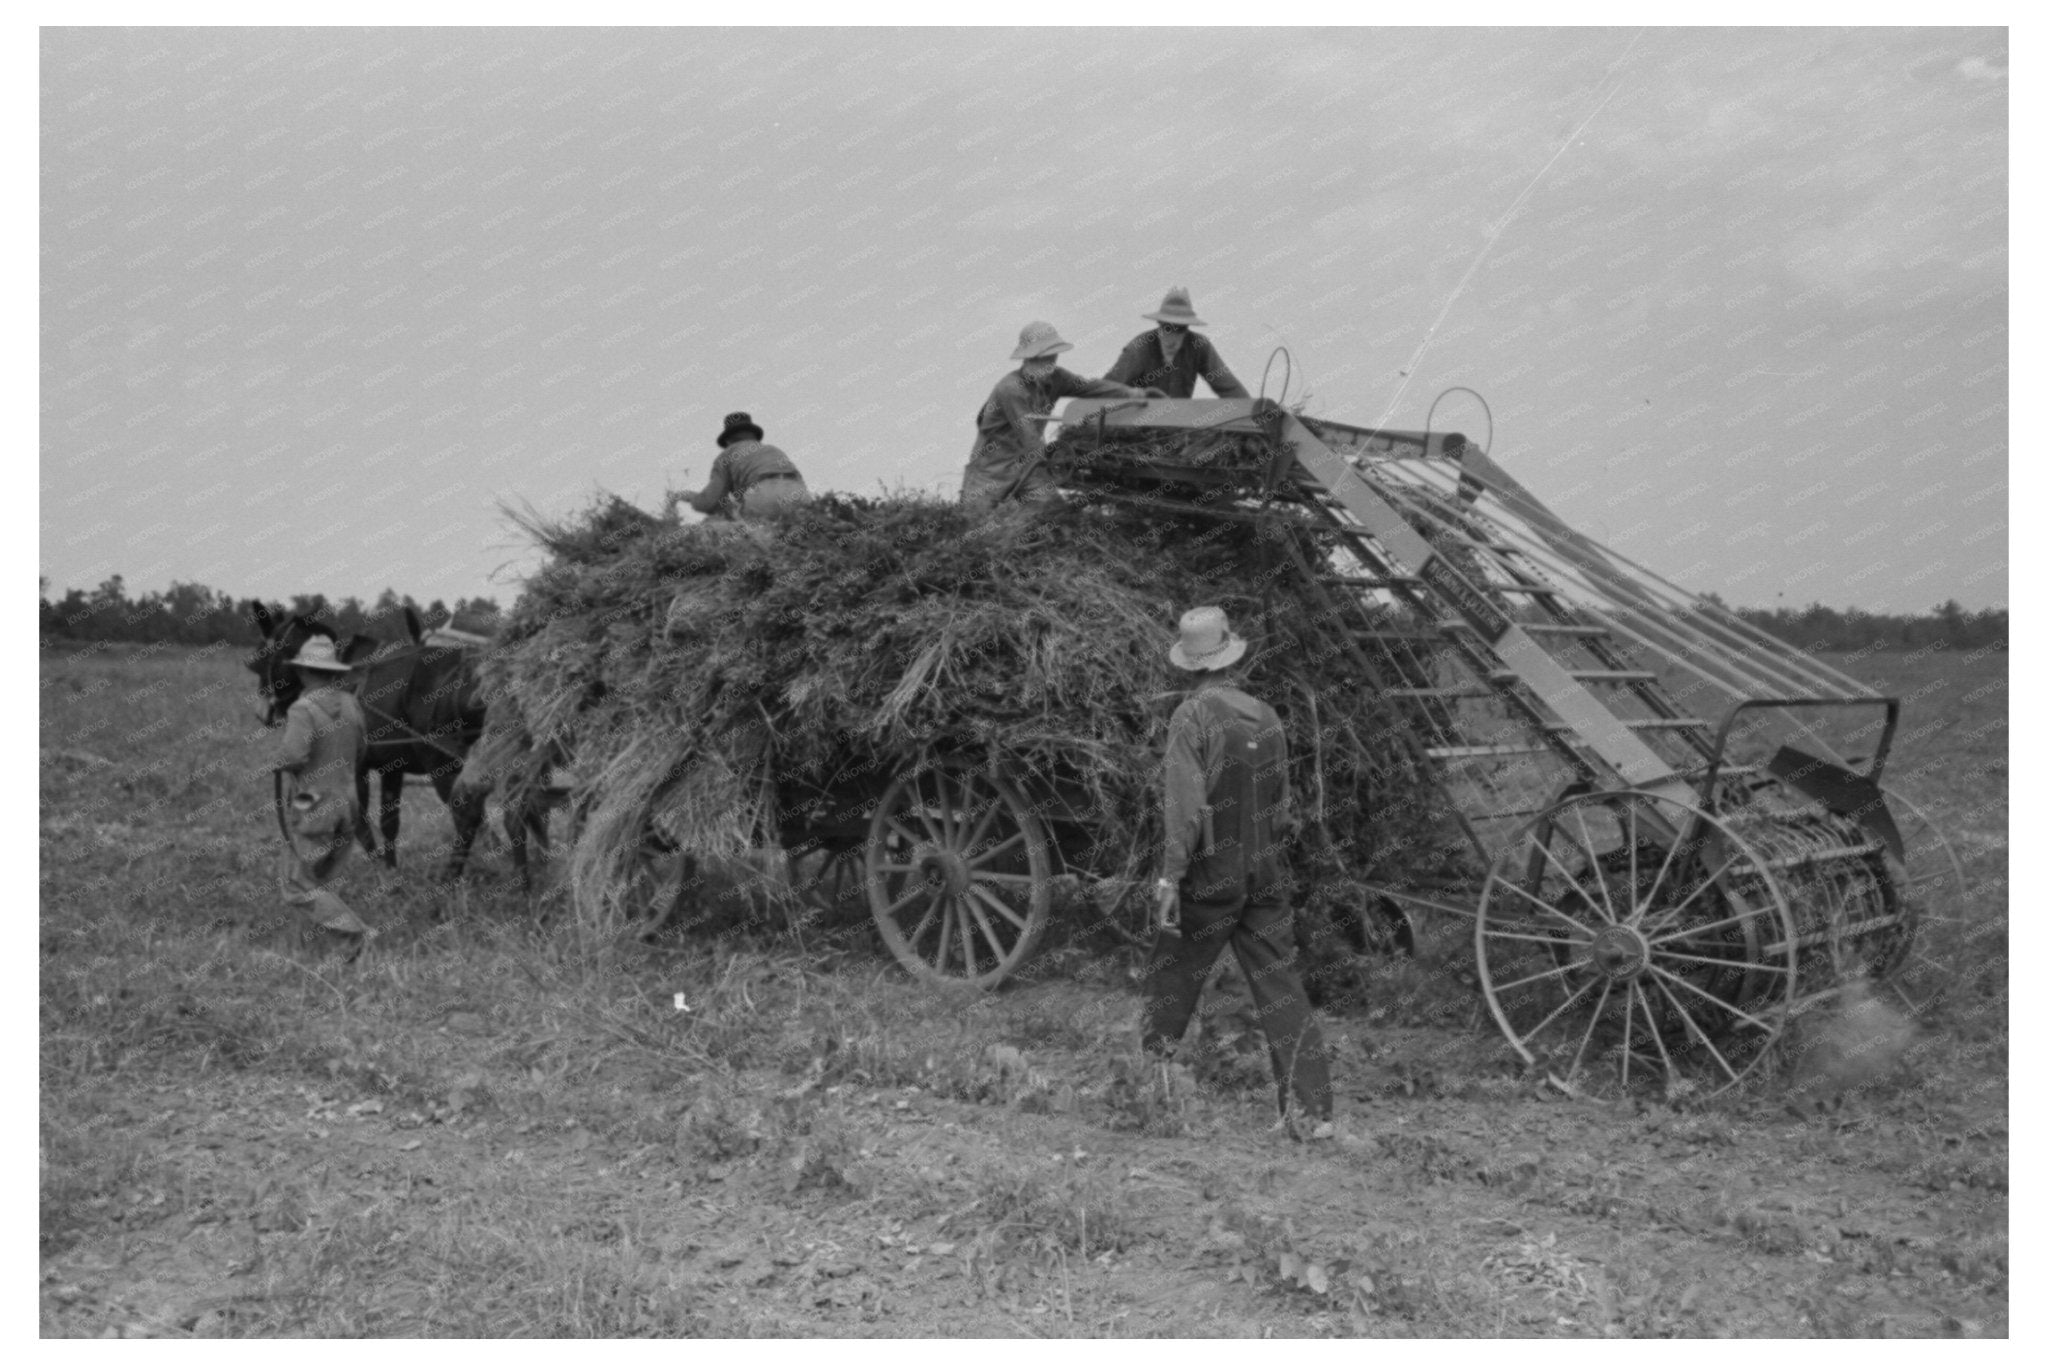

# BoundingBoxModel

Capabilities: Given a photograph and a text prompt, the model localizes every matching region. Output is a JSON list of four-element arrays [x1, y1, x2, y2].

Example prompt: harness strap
[[353, 645, 478, 766]]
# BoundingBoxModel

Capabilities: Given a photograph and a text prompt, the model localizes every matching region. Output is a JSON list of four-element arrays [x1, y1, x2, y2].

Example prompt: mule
[[247, 603, 493, 879]]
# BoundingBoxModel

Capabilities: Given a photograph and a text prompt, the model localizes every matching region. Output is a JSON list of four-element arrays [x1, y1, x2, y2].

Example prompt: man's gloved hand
[[1153, 878, 1181, 934]]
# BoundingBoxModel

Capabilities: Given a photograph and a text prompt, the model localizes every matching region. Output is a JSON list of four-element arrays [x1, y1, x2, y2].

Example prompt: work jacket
[[691, 440, 808, 517], [1160, 684, 1296, 902], [277, 685, 368, 850], [961, 366, 1128, 509], [1104, 330, 1249, 400]]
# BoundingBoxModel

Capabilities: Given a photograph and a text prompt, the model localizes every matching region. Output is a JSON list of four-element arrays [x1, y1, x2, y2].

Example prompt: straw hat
[[1142, 287, 1207, 327], [717, 412, 765, 447], [1010, 321, 1074, 360], [1169, 606, 1247, 672], [289, 636, 353, 673]]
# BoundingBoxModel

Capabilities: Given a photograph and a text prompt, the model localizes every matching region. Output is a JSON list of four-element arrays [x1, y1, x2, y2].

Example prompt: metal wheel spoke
[[1487, 874, 1601, 937], [1650, 975, 1743, 1086], [970, 870, 1037, 885], [884, 816, 926, 849], [967, 831, 1025, 867], [957, 900, 977, 977], [931, 769, 958, 844], [1567, 979, 1615, 1081], [968, 882, 1029, 930], [935, 897, 953, 966], [881, 883, 927, 919], [1652, 947, 1789, 975], [1619, 983, 1635, 1088], [1492, 958, 1583, 995], [1517, 973, 1602, 1047], [904, 897, 941, 949], [962, 793, 1001, 854], [1638, 851, 1743, 935], [964, 894, 1009, 965], [1626, 803, 1641, 915], [1635, 822, 1693, 926], [1648, 907, 1767, 947], [911, 795, 944, 843], [944, 770, 980, 848], [1480, 926, 1593, 948], [1634, 981, 1679, 1086], [1532, 833, 1611, 926], [1568, 806, 1621, 924], [1647, 963, 1775, 1034], [874, 860, 919, 875]]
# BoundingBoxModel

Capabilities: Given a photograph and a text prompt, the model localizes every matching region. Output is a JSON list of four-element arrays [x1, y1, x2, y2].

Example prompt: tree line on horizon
[[38, 575, 503, 648], [38, 574, 2004, 655]]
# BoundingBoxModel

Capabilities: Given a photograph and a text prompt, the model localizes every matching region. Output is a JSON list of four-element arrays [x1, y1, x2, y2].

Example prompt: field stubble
[[40, 642, 2007, 1337]]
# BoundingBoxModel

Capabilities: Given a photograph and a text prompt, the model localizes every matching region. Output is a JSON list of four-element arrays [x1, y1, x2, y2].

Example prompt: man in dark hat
[[1143, 606, 1336, 1139], [670, 412, 812, 520], [1104, 287, 1251, 400]]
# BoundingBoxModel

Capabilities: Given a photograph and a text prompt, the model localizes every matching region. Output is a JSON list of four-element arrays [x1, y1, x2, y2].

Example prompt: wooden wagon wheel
[[865, 757, 1052, 987], [1475, 790, 1799, 1100]]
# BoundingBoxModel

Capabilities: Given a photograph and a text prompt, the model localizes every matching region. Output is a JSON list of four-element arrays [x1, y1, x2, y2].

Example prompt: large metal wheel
[[866, 757, 1052, 987], [1475, 790, 1799, 1099]]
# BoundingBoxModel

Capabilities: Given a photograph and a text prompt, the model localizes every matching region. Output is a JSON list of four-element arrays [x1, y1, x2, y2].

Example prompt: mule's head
[[245, 604, 335, 727]]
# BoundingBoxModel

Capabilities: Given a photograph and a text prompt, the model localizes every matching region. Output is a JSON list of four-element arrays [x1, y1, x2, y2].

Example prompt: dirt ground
[[39, 642, 2008, 1337]]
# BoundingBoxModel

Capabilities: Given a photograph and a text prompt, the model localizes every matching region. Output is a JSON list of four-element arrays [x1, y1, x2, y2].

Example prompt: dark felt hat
[[718, 412, 765, 447]]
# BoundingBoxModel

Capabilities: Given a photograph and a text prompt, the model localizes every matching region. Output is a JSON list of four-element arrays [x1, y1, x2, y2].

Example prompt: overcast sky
[[40, 26, 2007, 613]]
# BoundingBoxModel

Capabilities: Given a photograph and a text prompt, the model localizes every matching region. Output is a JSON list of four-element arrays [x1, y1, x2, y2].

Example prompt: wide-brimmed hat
[[718, 412, 765, 447], [1169, 606, 1247, 672], [289, 636, 353, 673], [1142, 286, 1207, 327], [1010, 321, 1074, 360]]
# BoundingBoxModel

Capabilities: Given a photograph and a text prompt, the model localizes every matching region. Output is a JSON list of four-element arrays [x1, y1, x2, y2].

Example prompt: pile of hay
[[478, 469, 1466, 920]]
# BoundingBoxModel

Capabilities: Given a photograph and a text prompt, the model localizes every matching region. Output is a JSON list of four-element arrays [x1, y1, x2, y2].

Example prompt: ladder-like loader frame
[[1055, 396, 1944, 1098]]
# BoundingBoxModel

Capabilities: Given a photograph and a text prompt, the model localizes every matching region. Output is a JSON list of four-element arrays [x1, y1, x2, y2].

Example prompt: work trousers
[[1140, 892, 1333, 1121], [278, 792, 372, 940], [738, 476, 811, 518]]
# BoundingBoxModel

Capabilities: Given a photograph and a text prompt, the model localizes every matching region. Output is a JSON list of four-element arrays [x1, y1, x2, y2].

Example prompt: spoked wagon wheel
[[866, 757, 1053, 987], [1475, 791, 1799, 1100]]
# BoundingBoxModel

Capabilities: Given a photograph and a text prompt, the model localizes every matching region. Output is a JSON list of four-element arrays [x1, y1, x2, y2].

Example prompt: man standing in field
[[274, 636, 376, 957], [1144, 606, 1336, 1139], [960, 322, 1157, 512], [670, 412, 812, 521], [1103, 288, 1251, 401]]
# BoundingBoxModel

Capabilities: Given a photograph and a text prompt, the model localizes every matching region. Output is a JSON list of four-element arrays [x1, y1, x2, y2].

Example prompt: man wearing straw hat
[[273, 635, 377, 957], [959, 321, 1157, 512], [1104, 287, 1251, 401], [1144, 606, 1336, 1139], [670, 412, 811, 521]]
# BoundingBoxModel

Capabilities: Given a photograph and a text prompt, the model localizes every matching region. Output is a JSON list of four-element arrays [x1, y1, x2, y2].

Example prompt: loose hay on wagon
[[478, 395, 1964, 1100]]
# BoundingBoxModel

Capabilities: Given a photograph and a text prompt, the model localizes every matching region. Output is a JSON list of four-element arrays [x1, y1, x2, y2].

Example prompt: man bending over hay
[[1144, 607, 1337, 1139], [669, 411, 811, 521]]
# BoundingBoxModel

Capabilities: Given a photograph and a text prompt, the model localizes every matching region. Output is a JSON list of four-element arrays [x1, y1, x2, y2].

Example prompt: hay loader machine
[[1049, 395, 1964, 1099]]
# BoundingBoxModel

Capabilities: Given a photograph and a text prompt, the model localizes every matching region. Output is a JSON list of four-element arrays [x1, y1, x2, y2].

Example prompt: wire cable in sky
[[1371, 29, 1646, 434]]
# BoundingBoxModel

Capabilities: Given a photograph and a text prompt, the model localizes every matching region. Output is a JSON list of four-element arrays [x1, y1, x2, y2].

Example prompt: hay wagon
[[1022, 395, 1967, 1098]]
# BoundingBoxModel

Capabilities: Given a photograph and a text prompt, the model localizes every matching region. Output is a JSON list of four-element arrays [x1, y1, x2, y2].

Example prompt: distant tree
[[333, 596, 367, 636]]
